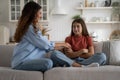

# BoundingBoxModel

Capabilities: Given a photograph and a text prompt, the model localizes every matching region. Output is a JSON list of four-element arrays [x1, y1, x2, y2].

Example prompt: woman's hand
[[54, 42, 71, 51], [64, 43, 71, 48], [63, 43, 73, 53], [64, 47, 73, 54], [54, 46, 64, 51]]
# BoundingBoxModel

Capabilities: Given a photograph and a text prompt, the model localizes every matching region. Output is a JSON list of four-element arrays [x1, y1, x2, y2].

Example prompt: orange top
[[65, 36, 93, 51]]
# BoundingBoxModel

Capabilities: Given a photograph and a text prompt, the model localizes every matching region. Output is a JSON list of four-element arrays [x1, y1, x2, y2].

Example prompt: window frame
[[9, 0, 49, 22]]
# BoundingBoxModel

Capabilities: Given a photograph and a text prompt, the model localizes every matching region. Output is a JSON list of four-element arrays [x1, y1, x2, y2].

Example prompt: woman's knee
[[43, 59, 53, 70]]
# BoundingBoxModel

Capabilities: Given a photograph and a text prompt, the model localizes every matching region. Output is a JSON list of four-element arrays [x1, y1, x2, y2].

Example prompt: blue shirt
[[11, 24, 55, 68]]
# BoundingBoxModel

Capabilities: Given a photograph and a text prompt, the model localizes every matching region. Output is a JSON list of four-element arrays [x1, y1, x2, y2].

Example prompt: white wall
[[0, 0, 119, 42], [48, 0, 81, 41]]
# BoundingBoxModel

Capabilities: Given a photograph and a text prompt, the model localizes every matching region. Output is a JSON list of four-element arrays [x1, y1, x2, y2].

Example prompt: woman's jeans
[[14, 58, 53, 72], [14, 50, 106, 72], [50, 50, 107, 66]]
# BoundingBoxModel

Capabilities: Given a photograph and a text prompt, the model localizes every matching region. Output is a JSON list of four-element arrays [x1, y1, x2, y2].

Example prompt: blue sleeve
[[24, 25, 55, 52]]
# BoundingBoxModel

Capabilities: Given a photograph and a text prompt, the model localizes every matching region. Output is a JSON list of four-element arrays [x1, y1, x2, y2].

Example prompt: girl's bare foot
[[72, 62, 81, 67]]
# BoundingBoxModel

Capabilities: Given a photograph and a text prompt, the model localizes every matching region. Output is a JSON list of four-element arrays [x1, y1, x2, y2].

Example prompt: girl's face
[[34, 9, 42, 23], [72, 22, 82, 36]]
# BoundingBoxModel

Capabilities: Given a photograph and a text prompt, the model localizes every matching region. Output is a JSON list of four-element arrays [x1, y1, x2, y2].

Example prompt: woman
[[64, 18, 106, 66], [11, 1, 82, 72]]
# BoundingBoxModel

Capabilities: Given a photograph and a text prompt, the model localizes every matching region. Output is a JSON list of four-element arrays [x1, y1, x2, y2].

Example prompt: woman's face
[[35, 9, 42, 23], [72, 22, 82, 36]]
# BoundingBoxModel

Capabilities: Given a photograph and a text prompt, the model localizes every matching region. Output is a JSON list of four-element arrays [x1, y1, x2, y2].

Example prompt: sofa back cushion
[[0, 42, 109, 67], [0, 43, 104, 67], [93, 41, 110, 65], [93, 42, 103, 53], [0, 45, 15, 67]]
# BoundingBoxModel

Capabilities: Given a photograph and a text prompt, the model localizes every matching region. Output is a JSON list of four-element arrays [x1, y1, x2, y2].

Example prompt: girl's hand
[[80, 49, 88, 54]]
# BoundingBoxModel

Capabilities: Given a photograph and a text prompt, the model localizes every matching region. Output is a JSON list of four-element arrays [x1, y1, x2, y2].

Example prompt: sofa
[[0, 41, 120, 80]]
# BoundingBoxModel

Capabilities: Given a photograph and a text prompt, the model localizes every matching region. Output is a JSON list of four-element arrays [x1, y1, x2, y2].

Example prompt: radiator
[[0, 26, 10, 44]]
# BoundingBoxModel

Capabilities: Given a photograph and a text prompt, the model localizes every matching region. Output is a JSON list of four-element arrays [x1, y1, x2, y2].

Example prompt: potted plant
[[72, 14, 81, 20], [41, 27, 50, 40]]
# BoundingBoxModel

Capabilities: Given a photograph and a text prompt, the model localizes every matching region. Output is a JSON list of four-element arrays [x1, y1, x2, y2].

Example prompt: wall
[[0, 0, 16, 41], [0, 0, 119, 42]]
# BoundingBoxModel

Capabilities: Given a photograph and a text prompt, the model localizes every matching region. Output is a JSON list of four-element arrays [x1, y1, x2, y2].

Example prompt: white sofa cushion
[[109, 40, 120, 65]]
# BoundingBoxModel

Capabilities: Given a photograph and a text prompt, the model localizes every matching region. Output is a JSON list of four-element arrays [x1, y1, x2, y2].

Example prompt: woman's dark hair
[[70, 18, 89, 36], [14, 1, 41, 42]]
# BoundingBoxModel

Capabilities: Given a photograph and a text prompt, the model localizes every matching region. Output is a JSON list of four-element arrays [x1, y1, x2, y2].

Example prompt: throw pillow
[[109, 40, 120, 65]]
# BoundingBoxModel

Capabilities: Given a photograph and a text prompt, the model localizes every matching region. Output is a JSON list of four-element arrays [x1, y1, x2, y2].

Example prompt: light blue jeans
[[14, 58, 53, 72], [50, 50, 107, 67]]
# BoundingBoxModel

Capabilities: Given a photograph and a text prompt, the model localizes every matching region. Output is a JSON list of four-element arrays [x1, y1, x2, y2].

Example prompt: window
[[9, 0, 49, 22], [37, 0, 49, 22], [9, 0, 21, 21]]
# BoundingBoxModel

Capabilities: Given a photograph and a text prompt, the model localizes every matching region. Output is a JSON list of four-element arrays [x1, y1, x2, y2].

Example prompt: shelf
[[85, 21, 120, 24], [76, 7, 113, 10], [75, 7, 120, 24]]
